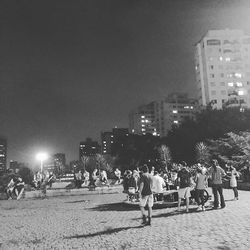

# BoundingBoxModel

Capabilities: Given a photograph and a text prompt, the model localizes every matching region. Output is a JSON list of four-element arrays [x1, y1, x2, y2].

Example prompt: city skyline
[[1, 0, 250, 165]]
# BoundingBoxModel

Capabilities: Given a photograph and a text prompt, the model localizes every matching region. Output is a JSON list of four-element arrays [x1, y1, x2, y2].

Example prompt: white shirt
[[152, 175, 165, 193]]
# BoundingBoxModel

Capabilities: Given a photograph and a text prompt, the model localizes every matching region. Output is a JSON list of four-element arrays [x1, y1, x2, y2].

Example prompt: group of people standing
[[123, 159, 240, 226]]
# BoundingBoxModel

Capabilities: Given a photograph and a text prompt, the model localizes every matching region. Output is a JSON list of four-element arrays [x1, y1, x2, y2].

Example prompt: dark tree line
[[114, 107, 250, 171]]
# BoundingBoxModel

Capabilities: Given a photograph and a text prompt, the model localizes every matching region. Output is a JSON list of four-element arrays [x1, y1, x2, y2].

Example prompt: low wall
[[24, 185, 123, 199]]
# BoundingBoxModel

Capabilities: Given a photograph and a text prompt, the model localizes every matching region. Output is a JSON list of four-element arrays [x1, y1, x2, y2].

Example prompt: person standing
[[195, 167, 208, 211], [83, 170, 90, 186], [114, 168, 121, 184], [152, 171, 165, 201], [208, 160, 226, 209], [177, 166, 192, 212], [139, 165, 154, 226], [227, 164, 239, 200]]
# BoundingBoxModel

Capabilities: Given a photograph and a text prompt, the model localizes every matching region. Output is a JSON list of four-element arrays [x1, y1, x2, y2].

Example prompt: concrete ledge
[[24, 185, 124, 199]]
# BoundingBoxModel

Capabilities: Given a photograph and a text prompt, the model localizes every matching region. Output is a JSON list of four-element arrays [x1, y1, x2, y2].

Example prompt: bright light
[[36, 152, 48, 162], [228, 82, 234, 87], [238, 90, 244, 96], [236, 82, 243, 87], [172, 110, 178, 114], [173, 120, 179, 124], [225, 57, 231, 62], [141, 115, 145, 118]]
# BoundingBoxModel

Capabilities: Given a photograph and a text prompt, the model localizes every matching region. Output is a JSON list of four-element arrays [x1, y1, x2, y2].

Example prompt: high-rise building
[[79, 138, 100, 159], [129, 94, 197, 137], [154, 93, 198, 136], [0, 137, 7, 172], [129, 102, 158, 136], [101, 131, 113, 154], [195, 29, 250, 109], [101, 128, 129, 155]]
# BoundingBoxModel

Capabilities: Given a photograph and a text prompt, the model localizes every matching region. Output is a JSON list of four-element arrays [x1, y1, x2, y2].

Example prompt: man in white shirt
[[152, 171, 166, 201]]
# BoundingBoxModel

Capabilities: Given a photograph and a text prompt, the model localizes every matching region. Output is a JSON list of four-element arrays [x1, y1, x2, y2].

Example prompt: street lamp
[[36, 152, 48, 173]]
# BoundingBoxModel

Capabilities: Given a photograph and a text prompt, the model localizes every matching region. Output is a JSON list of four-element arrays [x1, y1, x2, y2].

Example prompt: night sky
[[1, 0, 250, 166]]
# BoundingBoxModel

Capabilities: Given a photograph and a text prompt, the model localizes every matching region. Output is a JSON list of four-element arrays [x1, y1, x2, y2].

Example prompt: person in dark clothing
[[139, 165, 154, 226]]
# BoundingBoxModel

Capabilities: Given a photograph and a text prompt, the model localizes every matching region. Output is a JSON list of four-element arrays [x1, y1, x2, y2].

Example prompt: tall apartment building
[[155, 93, 198, 136], [195, 29, 250, 109], [101, 127, 129, 155], [79, 138, 100, 159], [129, 102, 158, 136], [129, 94, 198, 137], [0, 137, 7, 172]]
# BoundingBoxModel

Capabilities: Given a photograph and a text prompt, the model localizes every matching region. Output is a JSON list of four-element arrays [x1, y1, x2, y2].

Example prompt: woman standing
[[227, 164, 239, 200]]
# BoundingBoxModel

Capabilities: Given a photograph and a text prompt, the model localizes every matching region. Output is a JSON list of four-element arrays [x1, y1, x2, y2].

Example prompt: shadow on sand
[[64, 225, 143, 239], [88, 202, 139, 211]]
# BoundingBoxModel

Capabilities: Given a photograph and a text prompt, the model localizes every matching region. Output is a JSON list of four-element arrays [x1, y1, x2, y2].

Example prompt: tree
[[158, 145, 172, 171], [18, 165, 34, 185], [207, 131, 250, 169], [163, 107, 250, 164], [195, 142, 211, 165]]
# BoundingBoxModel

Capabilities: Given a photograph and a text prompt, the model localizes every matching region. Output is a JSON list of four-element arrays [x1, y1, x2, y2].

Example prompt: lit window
[[142, 128, 145, 132], [219, 56, 223, 61], [111, 141, 113, 143], [111, 135, 114, 137], [184, 106, 189, 109], [103, 150, 106, 153], [228, 82, 234, 87], [236, 82, 243, 87], [235, 73, 242, 78], [132, 129, 135, 133], [141, 115, 145, 119], [141, 120, 145, 123], [238, 90, 244, 96], [225, 57, 231, 62], [142, 124, 145, 127], [145, 119, 149, 123], [190, 106, 194, 109], [173, 120, 179, 124], [172, 110, 178, 114], [153, 132, 157, 136]]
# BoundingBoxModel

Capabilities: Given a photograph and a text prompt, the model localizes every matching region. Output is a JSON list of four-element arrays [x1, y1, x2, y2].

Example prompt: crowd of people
[[122, 160, 241, 226]]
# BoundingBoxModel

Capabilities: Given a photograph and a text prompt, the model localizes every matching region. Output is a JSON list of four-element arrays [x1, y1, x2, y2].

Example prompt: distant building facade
[[101, 128, 129, 155], [0, 137, 7, 172], [129, 93, 198, 137], [129, 103, 157, 136], [79, 138, 100, 158], [195, 29, 250, 110]]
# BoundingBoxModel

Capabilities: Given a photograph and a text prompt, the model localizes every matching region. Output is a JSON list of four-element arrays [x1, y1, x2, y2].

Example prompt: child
[[195, 167, 208, 211]]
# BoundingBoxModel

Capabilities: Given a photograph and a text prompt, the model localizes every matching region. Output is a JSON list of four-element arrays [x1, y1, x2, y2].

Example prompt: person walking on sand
[[139, 165, 154, 226]]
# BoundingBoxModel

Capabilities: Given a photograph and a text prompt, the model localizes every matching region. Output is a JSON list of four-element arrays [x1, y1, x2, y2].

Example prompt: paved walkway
[[0, 189, 250, 249]]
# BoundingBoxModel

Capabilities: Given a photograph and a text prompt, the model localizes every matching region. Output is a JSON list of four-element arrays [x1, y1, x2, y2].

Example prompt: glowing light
[[238, 90, 244, 96], [228, 82, 234, 87], [173, 120, 179, 124], [172, 110, 178, 114]]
